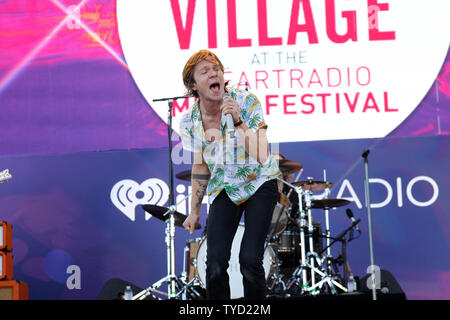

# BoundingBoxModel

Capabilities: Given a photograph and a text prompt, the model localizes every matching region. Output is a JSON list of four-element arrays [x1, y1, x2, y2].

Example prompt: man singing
[[180, 50, 280, 300]]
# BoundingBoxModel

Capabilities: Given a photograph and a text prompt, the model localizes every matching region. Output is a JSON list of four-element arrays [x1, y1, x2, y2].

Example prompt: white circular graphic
[[117, 0, 450, 143]]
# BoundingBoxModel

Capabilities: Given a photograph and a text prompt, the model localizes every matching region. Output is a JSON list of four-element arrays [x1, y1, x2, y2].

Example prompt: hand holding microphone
[[221, 93, 240, 138]]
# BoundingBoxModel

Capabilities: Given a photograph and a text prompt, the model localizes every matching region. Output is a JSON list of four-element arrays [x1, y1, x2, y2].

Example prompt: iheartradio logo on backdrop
[[110, 178, 169, 222], [117, 0, 450, 143]]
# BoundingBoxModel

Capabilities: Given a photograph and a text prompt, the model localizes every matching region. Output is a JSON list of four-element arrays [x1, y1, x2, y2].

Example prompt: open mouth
[[209, 82, 221, 94]]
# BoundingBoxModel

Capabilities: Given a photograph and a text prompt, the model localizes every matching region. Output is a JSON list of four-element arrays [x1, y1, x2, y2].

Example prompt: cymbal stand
[[135, 190, 203, 300], [280, 177, 347, 295], [303, 199, 348, 294], [277, 177, 308, 293], [133, 205, 178, 300], [302, 189, 345, 295], [321, 169, 333, 276], [302, 205, 347, 295], [304, 188, 318, 291], [322, 204, 338, 279]]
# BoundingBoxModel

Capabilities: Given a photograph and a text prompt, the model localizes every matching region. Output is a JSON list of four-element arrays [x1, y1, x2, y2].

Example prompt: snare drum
[[277, 222, 323, 254], [195, 224, 279, 299], [278, 230, 300, 253]]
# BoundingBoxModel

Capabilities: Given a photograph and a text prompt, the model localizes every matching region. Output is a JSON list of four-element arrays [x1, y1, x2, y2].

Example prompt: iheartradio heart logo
[[110, 178, 169, 221]]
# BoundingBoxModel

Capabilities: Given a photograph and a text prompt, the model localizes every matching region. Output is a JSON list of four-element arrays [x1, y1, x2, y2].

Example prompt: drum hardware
[[263, 242, 287, 293], [314, 200, 353, 276], [277, 230, 300, 253], [132, 92, 364, 299], [294, 178, 338, 283], [276, 177, 310, 293], [286, 231, 348, 295], [176, 238, 206, 300], [267, 162, 302, 253], [301, 200, 351, 295], [315, 170, 336, 278], [268, 157, 302, 243], [290, 177, 321, 292], [273, 168, 359, 297], [142, 204, 202, 230], [136, 201, 195, 300], [305, 184, 320, 292], [138, 189, 205, 300], [175, 169, 192, 181], [316, 169, 335, 278], [183, 238, 202, 282], [318, 216, 361, 292], [139, 137, 362, 299], [321, 169, 333, 278], [277, 176, 351, 295]]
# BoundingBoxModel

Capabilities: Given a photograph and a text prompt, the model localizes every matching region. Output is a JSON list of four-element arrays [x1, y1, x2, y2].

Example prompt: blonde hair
[[182, 50, 225, 98]]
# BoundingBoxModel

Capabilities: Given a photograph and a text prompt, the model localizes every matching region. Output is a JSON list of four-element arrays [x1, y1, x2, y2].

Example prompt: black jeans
[[205, 179, 278, 300]]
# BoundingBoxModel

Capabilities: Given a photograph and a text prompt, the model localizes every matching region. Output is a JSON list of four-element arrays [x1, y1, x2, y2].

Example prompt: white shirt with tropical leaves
[[179, 87, 281, 205]]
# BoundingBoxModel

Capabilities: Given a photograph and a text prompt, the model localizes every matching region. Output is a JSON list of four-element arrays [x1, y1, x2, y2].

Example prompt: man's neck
[[199, 98, 222, 118]]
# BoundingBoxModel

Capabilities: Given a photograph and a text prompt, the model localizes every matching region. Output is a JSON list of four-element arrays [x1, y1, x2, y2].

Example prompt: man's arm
[[183, 152, 210, 234]]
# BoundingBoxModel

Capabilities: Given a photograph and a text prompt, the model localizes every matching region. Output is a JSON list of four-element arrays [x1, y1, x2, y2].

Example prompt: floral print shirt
[[179, 87, 281, 205]]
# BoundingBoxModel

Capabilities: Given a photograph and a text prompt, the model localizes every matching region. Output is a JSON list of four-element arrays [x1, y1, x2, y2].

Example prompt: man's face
[[192, 59, 225, 103]]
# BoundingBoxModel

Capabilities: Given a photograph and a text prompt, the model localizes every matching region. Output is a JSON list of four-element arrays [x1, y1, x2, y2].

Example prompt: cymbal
[[278, 160, 303, 174], [310, 198, 351, 209], [175, 170, 191, 181], [141, 204, 201, 229], [293, 180, 333, 191]]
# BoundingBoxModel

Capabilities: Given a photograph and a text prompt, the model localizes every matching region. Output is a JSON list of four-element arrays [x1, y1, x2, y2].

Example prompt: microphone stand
[[319, 219, 360, 288], [134, 95, 189, 300], [362, 149, 377, 301]]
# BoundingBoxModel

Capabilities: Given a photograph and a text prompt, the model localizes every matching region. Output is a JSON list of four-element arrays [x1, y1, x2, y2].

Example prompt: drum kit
[[134, 159, 360, 300]]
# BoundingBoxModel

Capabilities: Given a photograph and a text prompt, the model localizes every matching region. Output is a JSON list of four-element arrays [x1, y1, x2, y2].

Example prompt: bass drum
[[195, 223, 278, 299]]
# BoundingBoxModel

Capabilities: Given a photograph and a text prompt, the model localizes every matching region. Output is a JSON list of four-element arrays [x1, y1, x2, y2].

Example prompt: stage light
[[0, 0, 91, 94], [0, 221, 12, 252], [0, 0, 129, 95], [0, 17, 68, 94], [50, 0, 129, 70]]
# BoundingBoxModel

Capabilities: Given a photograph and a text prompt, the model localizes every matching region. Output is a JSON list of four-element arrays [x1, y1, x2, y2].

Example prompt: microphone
[[222, 92, 235, 138], [346, 209, 360, 232]]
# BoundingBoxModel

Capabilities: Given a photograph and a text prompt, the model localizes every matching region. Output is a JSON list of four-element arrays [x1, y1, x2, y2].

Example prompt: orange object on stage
[[0, 221, 13, 252], [0, 281, 29, 300], [0, 252, 13, 280]]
